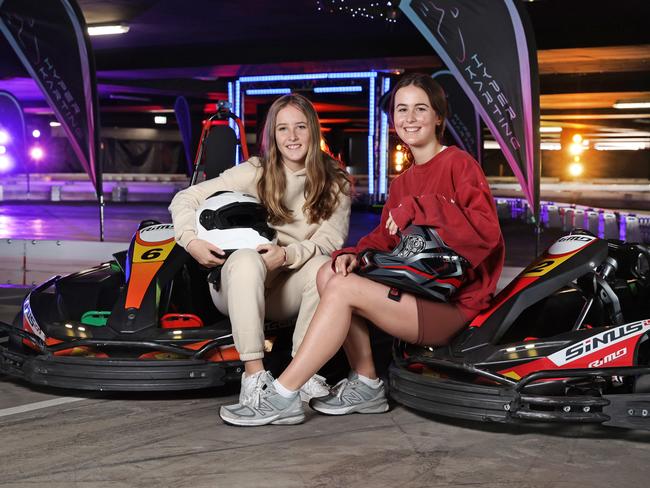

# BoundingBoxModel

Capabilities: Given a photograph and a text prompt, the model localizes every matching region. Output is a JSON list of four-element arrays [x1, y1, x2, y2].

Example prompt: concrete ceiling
[[1, 0, 649, 147]]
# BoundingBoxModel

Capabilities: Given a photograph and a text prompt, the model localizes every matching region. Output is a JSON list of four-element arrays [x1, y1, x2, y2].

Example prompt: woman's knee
[[320, 273, 357, 304], [316, 259, 336, 295], [223, 248, 265, 277]]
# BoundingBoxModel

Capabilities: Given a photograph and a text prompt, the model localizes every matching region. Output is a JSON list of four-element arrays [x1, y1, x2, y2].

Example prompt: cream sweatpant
[[209, 248, 330, 361]]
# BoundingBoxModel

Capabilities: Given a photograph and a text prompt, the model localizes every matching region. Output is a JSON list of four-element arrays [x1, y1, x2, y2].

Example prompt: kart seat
[[202, 124, 238, 180]]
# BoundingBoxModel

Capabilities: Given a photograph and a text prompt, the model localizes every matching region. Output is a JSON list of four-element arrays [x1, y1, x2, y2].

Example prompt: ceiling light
[[88, 24, 130, 36], [484, 141, 560, 150], [540, 126, 562, 133], [49, 121, 61, 127], [613, 101, 650, 110], [594, 142, 650, 151]]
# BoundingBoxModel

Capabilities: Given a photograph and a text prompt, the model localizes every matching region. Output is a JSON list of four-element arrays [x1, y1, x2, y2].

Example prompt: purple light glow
[[32, 129, 41, 138], [0, 130, 9, 145], [0, 155, 13, 172], [30, 146, 44, 161]]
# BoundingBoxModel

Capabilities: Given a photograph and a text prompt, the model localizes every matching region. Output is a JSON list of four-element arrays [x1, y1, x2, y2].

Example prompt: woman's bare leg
[[342, 316, 376, 378], [316, 260, 335, 295], [278, 273, 419, 390], [317, 262, 381, 379]]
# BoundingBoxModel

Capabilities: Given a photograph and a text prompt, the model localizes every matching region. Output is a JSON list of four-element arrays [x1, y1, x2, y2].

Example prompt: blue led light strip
[[235, 80, 241, 164], [245, 88, 292, 96], [239, 71, 377, 83], [313, 86, 363, 94], [367, 76, 376, 196], [379, 77, 391, 196], [227, 82, 235, 132]]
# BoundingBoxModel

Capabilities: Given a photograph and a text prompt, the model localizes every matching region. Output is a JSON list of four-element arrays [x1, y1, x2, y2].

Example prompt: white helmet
[[196, 191, 276, 251]]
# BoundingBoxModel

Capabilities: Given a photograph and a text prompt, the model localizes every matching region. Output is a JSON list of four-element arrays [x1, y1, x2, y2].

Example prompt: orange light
[[569, 143, 584, 156], [568, 162, 584, 177], [394, 148, 405, 173], [572, 134, 583, 144]]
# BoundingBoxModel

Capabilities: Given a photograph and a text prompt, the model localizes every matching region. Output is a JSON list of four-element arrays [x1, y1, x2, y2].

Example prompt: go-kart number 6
[[141, 248, 163, 260]]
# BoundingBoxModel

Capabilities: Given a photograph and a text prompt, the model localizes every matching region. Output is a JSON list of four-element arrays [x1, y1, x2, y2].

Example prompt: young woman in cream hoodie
[[169, 94, 352, 404]]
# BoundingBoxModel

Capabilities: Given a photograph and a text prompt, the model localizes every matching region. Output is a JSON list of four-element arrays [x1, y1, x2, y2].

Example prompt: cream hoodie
[[168, 157, 351, 269]]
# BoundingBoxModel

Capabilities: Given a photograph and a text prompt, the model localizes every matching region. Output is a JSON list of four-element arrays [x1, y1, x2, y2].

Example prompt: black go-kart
[[0, 103, 335, 391], [389, 230, 650, 431]]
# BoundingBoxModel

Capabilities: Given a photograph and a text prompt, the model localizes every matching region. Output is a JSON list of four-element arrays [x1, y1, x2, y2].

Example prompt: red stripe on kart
[[469, 276, 538, 327]]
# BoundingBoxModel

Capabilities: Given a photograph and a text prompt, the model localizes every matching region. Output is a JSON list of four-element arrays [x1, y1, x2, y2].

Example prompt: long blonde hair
[[257, 94, 350, 225]]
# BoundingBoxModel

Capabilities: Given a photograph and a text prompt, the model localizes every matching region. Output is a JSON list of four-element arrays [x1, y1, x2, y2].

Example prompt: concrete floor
[[1, 204, 649, 487]]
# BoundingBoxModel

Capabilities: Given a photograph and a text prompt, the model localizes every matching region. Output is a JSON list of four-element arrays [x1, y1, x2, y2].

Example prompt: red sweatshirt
[[334, 146, 505, 319]]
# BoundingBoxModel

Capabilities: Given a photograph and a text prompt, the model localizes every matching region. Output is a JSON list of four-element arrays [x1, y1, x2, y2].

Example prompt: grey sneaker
[[309, 372, 389, 415], [239, 370, 266, 405], [220, 373, 305, 427], [299, 374, 330, 402]]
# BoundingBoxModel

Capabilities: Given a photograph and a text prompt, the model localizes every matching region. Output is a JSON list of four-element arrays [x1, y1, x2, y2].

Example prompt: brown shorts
[[415, 298, 468, 346]]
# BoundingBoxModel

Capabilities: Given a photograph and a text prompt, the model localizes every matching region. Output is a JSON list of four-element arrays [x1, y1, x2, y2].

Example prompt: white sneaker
[[239, 370, 267, 405], [220, 372, 305, 427], [310, 372, 389, 415], [299, 374, 330, 402]]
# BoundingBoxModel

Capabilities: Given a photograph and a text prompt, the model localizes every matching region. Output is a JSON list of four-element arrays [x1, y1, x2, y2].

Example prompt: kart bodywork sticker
[[548, 320, 650, 367], [125, 225, 176, 309], [23, 298, 45, 340]]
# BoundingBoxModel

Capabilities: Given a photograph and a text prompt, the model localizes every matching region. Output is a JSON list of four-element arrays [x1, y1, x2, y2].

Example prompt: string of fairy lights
[[315, 1, 400, 23]]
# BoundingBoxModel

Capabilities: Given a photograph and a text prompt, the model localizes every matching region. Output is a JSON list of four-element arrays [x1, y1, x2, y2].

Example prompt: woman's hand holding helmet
[[334, 253, 358, 276], [257, 243, 287, 271], [385, 211, 400, 236], [186, 238, 226, 267]]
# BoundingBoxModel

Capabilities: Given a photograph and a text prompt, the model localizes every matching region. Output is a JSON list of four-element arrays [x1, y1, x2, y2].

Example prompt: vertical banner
[[400, 0, 540, 220], [174, 96, 194, 176], [0, 90, 26, 172], [431, 70, 482, 164], [0, 0, 104, 236]]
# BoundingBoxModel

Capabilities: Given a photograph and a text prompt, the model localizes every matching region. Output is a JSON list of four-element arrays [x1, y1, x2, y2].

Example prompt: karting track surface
[[2, 202, 648, 487]]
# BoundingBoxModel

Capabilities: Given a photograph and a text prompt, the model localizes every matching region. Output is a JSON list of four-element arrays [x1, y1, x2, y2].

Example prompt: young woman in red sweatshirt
[[219, 73, 505, 427]]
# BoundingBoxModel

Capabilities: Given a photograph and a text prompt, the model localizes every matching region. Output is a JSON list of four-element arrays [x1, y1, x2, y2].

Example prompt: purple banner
[[400, 0, 540, 216], [174, 96, 194, 176]]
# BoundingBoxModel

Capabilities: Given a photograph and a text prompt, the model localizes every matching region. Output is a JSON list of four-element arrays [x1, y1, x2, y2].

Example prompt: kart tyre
[[634, 374, 650, 393]]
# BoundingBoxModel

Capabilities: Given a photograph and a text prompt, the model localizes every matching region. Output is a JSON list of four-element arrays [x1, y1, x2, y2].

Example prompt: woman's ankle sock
[[273, 379, 298, 398], [356, 373, 382, 388]]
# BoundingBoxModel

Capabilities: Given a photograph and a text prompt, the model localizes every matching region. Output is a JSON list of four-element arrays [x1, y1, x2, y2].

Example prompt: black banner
[[400, 0, 540, 217], [0, 0, 102, 198], [432, 70, 481, 164]]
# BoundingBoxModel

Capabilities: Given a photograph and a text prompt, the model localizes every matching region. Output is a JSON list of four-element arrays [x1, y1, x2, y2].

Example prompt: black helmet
[[357, 225, 468, 301], [196, 191, 276, 252]]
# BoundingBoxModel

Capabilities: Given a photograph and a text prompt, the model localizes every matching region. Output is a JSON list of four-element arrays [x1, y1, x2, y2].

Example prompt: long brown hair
[[257, 94, 350, 225]]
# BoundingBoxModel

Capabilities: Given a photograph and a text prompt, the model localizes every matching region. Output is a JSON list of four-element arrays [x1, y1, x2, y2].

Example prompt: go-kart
[[0, 104, 311, 391], [389, 230, 650, 430]]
